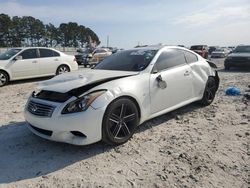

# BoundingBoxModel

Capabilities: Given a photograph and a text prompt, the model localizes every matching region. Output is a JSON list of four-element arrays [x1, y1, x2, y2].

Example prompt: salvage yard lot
[[0, 58, 249, 188]]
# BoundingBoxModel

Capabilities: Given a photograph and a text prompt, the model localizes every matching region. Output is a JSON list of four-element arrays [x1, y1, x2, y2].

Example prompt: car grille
[[27, 100, 55, 117]]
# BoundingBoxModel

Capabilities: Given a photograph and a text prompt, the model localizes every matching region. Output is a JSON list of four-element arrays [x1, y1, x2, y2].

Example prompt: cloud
[[174, 4, 250, 27], [0, 1, 166, 24]]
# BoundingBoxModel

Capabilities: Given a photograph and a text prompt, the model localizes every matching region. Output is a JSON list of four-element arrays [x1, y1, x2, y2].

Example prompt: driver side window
[[153, 49, 186, 72], [19, 49, 38, 59]]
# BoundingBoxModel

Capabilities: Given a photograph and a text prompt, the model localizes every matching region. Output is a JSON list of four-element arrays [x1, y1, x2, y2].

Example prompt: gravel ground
[[0, 59, 249, 188]]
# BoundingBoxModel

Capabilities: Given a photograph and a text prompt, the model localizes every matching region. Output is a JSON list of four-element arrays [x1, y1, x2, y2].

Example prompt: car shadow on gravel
[[0, 103, 202, 184], [137, 103, 202, 133], [0, 122, 111, 184]]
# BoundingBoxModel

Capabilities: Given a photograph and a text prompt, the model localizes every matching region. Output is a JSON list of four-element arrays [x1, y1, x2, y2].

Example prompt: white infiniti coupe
[[24, 46, 219, 145]]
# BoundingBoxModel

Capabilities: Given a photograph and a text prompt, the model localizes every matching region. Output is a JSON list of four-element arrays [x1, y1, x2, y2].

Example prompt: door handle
[[184, 71, 190, 76], [32, 60, 37, 63], [54, 58, 59, 61]]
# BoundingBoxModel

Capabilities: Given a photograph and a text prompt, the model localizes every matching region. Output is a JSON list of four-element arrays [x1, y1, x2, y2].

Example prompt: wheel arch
[[106, 95, 141, 121], [101, 95, 142, 145], [56, 64, 71, 74], [209, 71, 220, 91], [0, 69, 10, 81]]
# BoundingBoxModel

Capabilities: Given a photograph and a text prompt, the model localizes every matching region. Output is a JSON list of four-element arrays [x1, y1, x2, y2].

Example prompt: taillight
[[73, 57, 77, 62]]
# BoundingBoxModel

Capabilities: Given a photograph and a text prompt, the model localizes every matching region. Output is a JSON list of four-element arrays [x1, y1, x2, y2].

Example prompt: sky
[[0, 0, 250, 48]]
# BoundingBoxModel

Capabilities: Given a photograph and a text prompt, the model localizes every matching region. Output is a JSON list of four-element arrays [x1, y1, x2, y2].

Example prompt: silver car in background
[[211, 48, 230, 58]]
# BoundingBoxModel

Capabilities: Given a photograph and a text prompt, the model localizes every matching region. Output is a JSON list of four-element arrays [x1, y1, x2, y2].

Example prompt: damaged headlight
[[62, 90, 106, 114]]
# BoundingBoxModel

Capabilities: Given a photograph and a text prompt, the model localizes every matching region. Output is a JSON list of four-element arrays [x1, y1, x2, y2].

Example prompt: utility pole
[[107, 35, 109, 47]]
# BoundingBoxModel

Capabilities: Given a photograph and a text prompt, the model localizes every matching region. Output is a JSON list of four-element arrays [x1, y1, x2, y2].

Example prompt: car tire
[[0, 71, 9, 87], [102, 98, 139, 145], [200, 77, 217, 106], [224, 65, 230, 70], [56, 65, 70, 75]]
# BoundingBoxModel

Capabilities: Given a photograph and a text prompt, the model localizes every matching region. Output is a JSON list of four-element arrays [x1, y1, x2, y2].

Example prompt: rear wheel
[[200, 77, 217, 106], [102, 98, 139, 145], [56, 65, 70, 75], [0, 71, 9, 87]]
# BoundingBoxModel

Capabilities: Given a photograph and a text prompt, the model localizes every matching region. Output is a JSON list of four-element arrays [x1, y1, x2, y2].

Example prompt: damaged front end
[[206, 59, 220, 91]]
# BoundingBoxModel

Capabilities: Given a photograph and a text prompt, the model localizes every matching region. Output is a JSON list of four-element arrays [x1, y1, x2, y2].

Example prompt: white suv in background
[[0, 47, 78, 86]]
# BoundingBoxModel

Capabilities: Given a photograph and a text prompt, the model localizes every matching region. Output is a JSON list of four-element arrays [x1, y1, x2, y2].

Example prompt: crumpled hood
[[37, 69, 139, 93]]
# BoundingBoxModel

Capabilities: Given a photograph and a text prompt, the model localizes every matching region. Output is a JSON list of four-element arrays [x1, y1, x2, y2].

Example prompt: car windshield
[[190, 46, 203, 50], [0, 49, 22, 60], [215, 49, 224, 52], [94, 49, 158, 71], [233, 46, 250, 53]]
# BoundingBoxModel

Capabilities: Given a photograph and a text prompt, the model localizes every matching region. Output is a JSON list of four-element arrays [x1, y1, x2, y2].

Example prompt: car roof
[[191, 45, 207, 47], [12, 47, 57, 50], [237, 45, 250, 47], [132, 44, 187, 51]]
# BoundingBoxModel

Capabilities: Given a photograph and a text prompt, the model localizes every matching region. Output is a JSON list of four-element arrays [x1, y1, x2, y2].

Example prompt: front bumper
[[24, 97, 105, 145], [225, 58, 250, 68]]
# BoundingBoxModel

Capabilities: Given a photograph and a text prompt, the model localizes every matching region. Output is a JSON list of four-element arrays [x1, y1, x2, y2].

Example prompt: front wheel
[[200, 77, 217, 106], [0, 71, 9, 87], [102, 98, 139, 145], [56, 65, 70, 75]]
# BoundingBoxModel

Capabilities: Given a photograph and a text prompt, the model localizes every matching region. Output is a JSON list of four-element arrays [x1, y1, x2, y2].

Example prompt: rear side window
[[154, 49, 186, 72], [39, 49, 60, 58], [20, 49, 38, 59], [184, 51, 198, 63]]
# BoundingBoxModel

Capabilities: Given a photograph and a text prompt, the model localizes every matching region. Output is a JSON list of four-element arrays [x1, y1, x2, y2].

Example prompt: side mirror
[[151, 67, 158, 74], [14, 55, 23, 61], [90, 63, 97, 69]]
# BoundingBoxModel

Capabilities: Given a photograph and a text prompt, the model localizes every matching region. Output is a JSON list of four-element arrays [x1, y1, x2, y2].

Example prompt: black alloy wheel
[[102, 98, 139, 145], [200, 77, 217, 106]]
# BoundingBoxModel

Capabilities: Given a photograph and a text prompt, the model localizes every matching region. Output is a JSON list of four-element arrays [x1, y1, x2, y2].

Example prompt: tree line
[[0, 14, 100, 48]]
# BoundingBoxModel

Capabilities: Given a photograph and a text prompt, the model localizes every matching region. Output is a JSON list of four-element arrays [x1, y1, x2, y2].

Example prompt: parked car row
[[75, 47, 115, 66], [189, 45, 237, 59]]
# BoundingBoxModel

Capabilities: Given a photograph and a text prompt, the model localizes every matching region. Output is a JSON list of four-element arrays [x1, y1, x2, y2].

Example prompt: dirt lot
[[0, 59, 249, 188]]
